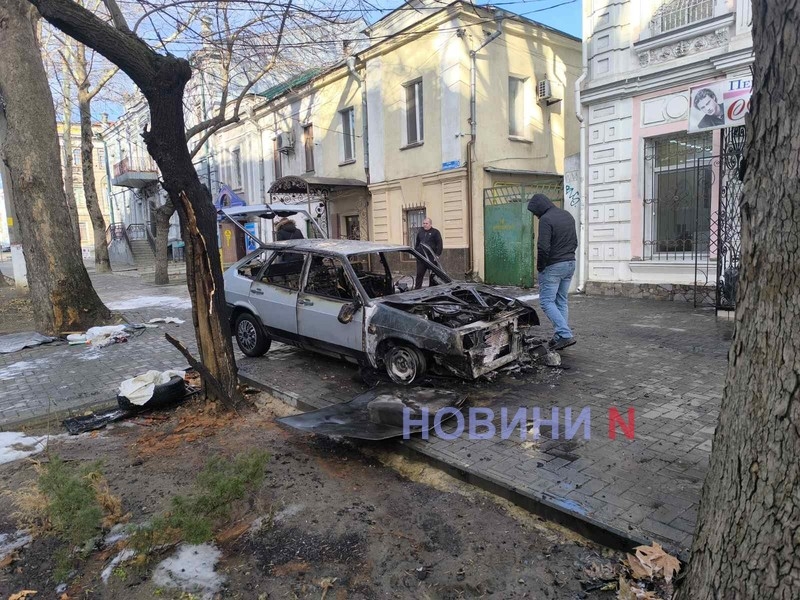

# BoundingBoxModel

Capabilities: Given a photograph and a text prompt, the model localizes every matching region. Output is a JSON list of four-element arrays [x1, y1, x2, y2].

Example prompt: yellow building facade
[[214, 0, 581, 280], [56, 122, 113, 252]]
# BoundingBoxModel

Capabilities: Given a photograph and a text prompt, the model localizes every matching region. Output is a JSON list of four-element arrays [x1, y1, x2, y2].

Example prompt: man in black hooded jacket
[[527, 193, 577, 350], [275, 218, 304, 262]]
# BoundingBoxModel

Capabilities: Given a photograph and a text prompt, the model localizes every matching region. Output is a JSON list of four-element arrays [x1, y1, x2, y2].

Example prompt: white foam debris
[[107, 296, 192, 311], [151, 543, 224, 599], [101, 549, 136, 583], [0, 531, 33, 561], [0, 432, 47, 465]]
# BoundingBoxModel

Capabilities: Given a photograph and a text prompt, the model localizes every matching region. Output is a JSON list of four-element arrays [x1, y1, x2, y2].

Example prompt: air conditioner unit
[[276, 130, 294, 153], [536, 79, 552, 102], [537, 78, 561, 107]]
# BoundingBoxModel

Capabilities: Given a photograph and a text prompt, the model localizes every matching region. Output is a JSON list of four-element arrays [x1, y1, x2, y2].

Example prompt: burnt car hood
[[276, 387, 467, 440], [376, 283, 539, 328]]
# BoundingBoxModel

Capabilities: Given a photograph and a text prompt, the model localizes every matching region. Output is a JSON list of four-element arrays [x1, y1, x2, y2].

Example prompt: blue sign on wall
[[245, 222, 258, 252], [442, 160, 461, 171]]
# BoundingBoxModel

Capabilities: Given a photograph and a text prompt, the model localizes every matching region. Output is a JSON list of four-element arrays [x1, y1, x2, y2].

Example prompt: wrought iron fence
[[641, 127, 744, 309], [126, 223, 147, 241], [483, 183, 564, 206], [714, 126, 745, 311]]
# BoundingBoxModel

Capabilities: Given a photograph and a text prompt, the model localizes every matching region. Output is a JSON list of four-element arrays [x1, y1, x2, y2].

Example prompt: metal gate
[[713, 126, 745, 311], [642, 126, 744, 309], [483, 184, 563, 287]]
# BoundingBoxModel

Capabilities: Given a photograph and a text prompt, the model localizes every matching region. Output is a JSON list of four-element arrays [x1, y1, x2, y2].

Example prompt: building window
[[403, 208, 426, 247], [651, 0, 714, 34], [340, 108, 356, 163], [78, 221, 89, 243], [273, 139, 282, 179], [343, 215, 360, 240], [643, 131, 714, 260], [404, 79, 424, 145], [72, 148, 82, 166], [303, 124, 314, 172], [231, 147, 242, 189], [508, 77, 526, 137]]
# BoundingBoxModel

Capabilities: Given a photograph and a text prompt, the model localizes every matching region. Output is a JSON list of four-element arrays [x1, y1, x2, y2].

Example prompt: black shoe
[[550, 336, 576, 351]]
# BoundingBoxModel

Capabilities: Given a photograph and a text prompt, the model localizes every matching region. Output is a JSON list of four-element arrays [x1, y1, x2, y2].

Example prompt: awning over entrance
[[268, 175, 367, 195]]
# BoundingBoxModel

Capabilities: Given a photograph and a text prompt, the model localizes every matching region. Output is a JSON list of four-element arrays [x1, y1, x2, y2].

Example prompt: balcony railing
[[111, 156, 159, 188], [651, 0, 714, 35], [113, 156, 158, 178]]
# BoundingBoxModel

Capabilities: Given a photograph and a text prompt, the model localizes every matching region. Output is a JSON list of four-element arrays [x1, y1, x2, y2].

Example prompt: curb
[[237, 372, 667, 559]]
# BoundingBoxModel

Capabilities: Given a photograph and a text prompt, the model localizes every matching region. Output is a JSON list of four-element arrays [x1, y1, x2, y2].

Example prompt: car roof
[[265, 239, 412, 255]]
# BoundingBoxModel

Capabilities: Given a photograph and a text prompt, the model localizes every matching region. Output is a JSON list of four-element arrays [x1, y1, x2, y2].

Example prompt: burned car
[[223, 238, 540, 384]]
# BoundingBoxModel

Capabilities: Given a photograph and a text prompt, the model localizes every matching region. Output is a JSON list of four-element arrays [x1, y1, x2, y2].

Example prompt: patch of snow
[[0, 432, 47, 465], [103, 524, 130, 547], [0, 360, 36, 381], [152, 543, 224, 599], [101, 549, 136, 583], [107, 296, 192, 311], [0, 531, 33, 560]]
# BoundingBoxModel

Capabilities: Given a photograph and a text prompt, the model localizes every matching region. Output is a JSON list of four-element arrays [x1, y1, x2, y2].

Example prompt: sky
[[373, 1, 582, 38], [81, 0, 584, 122]]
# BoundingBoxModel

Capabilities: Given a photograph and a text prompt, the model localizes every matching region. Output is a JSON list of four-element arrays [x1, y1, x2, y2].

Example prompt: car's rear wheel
[[384, 343, 427, 385], [235, 313, 271, 357]]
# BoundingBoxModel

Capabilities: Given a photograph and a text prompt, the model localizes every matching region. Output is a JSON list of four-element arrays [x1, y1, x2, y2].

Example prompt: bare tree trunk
[[75, 42, 111, 273], [0, 0, 110, 333], [30, 0, 244, 408], [154, 197, 175, 285], [675, 2, 800, 598], [60, 55, 81, 246]]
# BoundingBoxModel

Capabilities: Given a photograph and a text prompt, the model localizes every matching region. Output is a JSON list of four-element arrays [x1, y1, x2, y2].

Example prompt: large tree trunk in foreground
[[60, 55, 81, 246], [77, 84, 111, 273], [28, 0, 242, 407], [676, 1, 800, 598], [153, 198, 176, 286], [0, 0, 110, 334]]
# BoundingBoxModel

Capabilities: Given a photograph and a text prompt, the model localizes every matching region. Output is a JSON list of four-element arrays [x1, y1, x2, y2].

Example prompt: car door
[[297, 254, 365, 355], [250, 250, 307, 340]]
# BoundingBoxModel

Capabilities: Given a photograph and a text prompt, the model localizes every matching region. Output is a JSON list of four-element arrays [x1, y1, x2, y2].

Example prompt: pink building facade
[[580, 0, 752, 305]]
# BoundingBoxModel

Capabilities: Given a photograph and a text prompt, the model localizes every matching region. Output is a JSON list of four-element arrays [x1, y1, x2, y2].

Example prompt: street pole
[[97, 133, 116, 225]]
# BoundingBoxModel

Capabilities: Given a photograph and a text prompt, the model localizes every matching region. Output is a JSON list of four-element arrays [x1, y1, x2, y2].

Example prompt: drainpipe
[[347, 56, 371, 241], [467, 17, 503, 279], [248, 106, 266, 202], [575, 41, 589, 292], [346, 56, 370, 184]]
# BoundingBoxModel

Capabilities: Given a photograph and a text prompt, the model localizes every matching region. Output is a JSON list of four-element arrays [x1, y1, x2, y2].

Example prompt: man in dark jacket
[[275, 218, 305, 241], [527, 194, 578, 350], [414, 217, 443, 289], [275, 218, 304, 262]]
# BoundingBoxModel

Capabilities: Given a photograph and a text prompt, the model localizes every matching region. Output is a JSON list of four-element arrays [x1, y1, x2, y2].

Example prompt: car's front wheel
[[384, 343, 427, 385], [235, 313, 271, 357]]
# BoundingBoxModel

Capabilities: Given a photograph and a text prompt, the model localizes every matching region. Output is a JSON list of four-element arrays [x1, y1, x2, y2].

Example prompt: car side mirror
[[338, 299, 361, 324]]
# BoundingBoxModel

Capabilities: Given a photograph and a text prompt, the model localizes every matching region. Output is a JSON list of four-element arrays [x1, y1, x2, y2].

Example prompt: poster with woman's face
[[689, 81, 727, 132], [688, 79, 752, 133]]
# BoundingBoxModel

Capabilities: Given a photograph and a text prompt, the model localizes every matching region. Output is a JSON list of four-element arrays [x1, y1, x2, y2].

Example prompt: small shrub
[[129, 450, 270, 550], [36, 456, 105, 546]]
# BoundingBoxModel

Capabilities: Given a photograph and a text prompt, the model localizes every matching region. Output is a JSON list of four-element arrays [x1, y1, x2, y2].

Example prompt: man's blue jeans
[[538, 260, 575, 340]]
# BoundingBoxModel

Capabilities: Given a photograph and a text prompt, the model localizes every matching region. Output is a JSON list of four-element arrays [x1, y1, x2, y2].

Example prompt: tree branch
[[29, 0, 158, 86], [101, 0, 129, 32]]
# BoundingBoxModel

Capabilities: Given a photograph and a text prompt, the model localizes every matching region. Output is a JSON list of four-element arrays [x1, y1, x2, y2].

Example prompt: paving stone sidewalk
[[0, 270, 734, 559], [0, 273, 196, 425], [236, 294, 733, 559]]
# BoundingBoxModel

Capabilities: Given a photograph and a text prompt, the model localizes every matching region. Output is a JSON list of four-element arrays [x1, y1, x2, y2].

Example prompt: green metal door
[[483, 184, 563, 287], [484, 201, 534, 287]]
